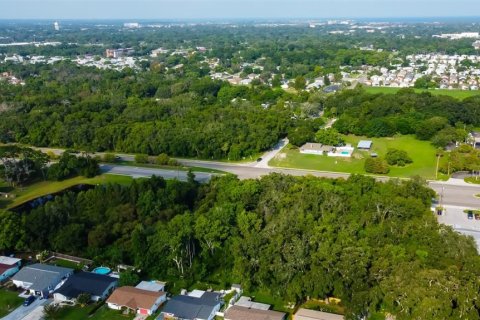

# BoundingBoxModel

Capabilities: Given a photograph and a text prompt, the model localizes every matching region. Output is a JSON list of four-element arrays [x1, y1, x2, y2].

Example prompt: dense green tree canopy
[[4, 174, 480, 319]]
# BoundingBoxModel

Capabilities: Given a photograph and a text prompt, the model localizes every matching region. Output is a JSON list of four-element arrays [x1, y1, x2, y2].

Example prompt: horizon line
[[2, 16, 480, 21]]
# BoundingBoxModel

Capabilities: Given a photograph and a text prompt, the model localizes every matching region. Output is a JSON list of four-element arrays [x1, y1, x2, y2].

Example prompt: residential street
[[1, 298, 50, 320]]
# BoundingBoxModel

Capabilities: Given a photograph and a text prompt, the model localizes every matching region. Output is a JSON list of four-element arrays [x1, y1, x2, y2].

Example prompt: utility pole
[[435, 154, 440, 179]]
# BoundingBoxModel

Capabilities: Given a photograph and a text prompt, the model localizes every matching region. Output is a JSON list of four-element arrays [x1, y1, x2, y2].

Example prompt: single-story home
[[161, 290, 221, 320], [53, 271, 118, 302], [135, 280, 166, 292], [323, 85, 341, 93], [225, 305, 286, 320], [12, 263, 73, 298], [235, 296, 270, 310], [0, 256, 21, 282], [106, 286, 166, 316], [300, 143, 334, 155], [357, 140, 373, 150], [294, 308, 344, 320]]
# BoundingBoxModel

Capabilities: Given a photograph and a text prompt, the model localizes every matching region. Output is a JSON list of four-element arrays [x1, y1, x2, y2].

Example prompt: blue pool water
[[93, 267, 111, 275], [341, 151, 350, 155]]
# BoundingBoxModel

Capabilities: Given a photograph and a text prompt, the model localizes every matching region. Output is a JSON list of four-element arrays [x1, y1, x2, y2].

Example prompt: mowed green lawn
[[364, 86, 480, 100], [270, 135, 438, 179], [0, 289, 23, 318], [55, 305, 134, 320]]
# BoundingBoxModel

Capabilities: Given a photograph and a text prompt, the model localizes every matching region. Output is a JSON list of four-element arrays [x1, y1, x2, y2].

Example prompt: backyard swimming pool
[[93, 267, 111, 275]]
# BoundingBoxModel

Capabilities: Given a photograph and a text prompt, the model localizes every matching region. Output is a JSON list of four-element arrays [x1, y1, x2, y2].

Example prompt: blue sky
[[2, 0, 480, 20]]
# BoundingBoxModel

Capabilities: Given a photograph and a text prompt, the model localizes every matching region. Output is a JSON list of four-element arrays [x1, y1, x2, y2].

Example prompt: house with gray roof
[[299, 143, 334, 155], [357, 140, 373, 150], [135, 280, 166, 292], [12, 263, 73, 298], [160, 290, 221, 320], [53, 271, 118, 302]]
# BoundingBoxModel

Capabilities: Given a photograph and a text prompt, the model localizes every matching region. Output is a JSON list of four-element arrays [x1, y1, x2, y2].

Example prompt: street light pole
[[436, 154, 440, 180]]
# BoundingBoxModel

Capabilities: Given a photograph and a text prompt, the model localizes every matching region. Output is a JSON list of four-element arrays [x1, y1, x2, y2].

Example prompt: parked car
[[256, 157, 263, 162], [475, 213, 480, 220], [23, 295, 35, 306], [467, 211, 474, 220]]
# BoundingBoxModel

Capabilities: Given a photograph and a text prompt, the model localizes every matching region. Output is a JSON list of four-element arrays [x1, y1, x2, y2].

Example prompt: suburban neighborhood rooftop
[[294, 308, 344, 320], [0, 256, 21, 265], [225, 305, 286, 320], [54, 271, 117, 298], [106, 286, 165, 310]]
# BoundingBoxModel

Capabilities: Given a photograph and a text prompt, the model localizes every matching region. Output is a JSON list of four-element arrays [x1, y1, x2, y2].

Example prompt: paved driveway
[[255, 138, 288, 168], [1, 298, 50, 320]]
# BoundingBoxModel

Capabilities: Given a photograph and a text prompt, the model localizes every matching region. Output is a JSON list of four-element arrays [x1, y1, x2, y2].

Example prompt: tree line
[[327, 87, 479, 148]]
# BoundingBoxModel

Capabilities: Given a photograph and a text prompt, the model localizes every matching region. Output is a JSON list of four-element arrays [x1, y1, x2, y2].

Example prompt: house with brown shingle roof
[[224, 305, 286, 320], [106, 286, 166, 316]]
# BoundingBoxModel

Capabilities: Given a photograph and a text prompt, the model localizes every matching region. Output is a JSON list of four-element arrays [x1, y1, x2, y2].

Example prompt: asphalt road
[[100, 164, 214, 183], [429, 182, 480, 208], [33, 146, 480, 209]]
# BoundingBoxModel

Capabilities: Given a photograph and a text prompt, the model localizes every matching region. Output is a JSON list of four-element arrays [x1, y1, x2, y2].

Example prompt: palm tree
[[43, 304, 62, 320]]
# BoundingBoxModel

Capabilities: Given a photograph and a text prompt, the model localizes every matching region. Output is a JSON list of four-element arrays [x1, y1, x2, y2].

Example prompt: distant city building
[[433, 32, 480, 40], [124, 22, 140, 29], [150, 48, 169, 57], [54, 21, 60, 31], [105, 48, 134, 58]]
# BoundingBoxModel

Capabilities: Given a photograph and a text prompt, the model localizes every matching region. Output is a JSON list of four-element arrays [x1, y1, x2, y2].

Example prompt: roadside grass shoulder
[[270, 135, 437, 179], [3, 174, 133, 209], [465, 177, 480, 185]]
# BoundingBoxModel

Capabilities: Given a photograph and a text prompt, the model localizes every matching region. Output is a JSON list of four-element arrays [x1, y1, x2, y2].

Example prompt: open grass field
[[1, 174, 133, 209], [270, 135, 439, 179], [0, 289, 23, 318], [364, 86, 480, 100]]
